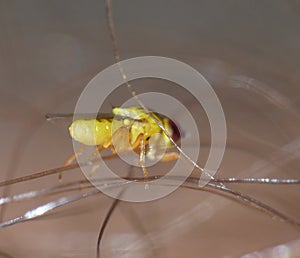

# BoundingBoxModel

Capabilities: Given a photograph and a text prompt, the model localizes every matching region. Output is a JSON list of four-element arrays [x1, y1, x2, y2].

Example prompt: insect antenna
[[96, 195, 119, 258], [103, 0, 216, 183]]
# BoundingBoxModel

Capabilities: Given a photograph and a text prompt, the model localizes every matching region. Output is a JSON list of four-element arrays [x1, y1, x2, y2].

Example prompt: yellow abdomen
[[69, 119, 112, 146]]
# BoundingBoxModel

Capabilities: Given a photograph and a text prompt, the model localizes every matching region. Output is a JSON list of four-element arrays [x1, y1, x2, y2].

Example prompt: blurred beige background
[[0, 0, 300, 257]]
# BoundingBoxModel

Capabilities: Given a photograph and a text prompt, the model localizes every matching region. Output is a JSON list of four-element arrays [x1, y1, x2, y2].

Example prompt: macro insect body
[[58, 106, 181, 177], [0, 1, 299, 257]]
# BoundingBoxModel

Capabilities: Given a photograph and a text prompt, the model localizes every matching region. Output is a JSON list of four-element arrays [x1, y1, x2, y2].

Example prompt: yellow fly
[[47, 106, 180, 177]]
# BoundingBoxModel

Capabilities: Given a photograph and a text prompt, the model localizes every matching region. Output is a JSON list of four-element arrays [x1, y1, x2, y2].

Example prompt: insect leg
[[130, 133, 143, 150], [87, 140, 114, 177], [88, 144, 108, 160], [64, 145, 86, 166], [160, 152, 180, 162], [62, 145, 86, 179], [139, 135, 149, 178], [125, 132, 149, 177]]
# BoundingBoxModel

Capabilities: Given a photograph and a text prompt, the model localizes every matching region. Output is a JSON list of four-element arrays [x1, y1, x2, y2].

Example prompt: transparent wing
[[46, 113, 142, 122]]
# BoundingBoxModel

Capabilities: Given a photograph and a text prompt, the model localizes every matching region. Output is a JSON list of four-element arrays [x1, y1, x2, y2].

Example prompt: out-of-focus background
[[0, 0, 300, 257]]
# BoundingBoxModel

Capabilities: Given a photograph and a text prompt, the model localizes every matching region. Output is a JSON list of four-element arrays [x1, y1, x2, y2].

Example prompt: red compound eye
[[168, 119, 181, 143]]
